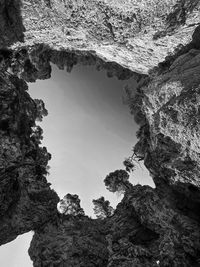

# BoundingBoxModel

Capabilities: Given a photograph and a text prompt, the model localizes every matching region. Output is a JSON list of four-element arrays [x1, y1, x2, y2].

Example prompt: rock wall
[[12, 0, 200, 74], [0, 71, 59, 245], [0, 0, 200, 266], [134, 26, 200, 188], [29, 215, 109, 267], [29, 185, 200, 266]]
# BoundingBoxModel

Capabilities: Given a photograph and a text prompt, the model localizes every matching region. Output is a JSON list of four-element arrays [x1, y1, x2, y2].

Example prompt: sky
[[29, 64, 154, 215], [0, 64, 154, 266]]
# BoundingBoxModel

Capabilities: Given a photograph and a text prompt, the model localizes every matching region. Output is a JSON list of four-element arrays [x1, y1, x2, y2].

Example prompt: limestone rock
[[133, 27, 200, 190], [5, 0, 200, 74]]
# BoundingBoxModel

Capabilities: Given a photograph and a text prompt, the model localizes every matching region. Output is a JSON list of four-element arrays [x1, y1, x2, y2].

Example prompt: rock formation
[[0, 0, 200, 266], [29, 185, 200, 266], [0, 70, 59, 245]]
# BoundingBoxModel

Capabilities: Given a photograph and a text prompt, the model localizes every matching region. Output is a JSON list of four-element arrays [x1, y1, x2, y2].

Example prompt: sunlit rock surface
[[0, 0, 200, 266], [1, 0, 199, 74], [139, 47, 200, 188]]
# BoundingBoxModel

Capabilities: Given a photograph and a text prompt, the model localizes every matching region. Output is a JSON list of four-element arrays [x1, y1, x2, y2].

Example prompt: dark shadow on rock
[[0, 0, 25, 47], [171, 182, 200, 223], [0, 71, 59, 246], [6, 44, 139, 83], [153, 0, 200, 40], [155, 24, 200, 72]]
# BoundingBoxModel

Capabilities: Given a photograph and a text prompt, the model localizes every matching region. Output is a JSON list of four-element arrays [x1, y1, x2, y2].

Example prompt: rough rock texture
[[0, 0, 200, 266], [7, 0, 200, 74], [29, 185, 200, 266], [0, 71, 59, 245], [0, 0, 25, 45], [10, 45, 137, 83], [146, 52, 200, 187], [29, 215, 109, 267], [107, 185, 200, 267]]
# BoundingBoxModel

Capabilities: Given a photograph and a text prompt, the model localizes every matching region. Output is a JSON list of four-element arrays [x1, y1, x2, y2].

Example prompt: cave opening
[[28, 63, 154, 216], [0, 51, 155, 267], [0, 56, 154, 267]]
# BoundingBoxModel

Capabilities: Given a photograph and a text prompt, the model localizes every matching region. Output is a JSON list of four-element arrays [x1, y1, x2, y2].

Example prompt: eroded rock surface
[[133, 27, 200, 188], [29, 215, 109, 267], [7, 0, 200, 74], [0, 71, 59, 245], [0, 0, 25, 45], [29, 185, 200, 266], [0, 0, 200, 266]]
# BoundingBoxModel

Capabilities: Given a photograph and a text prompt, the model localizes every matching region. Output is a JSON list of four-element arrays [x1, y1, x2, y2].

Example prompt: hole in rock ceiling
[[28, 64, 154, 216]]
